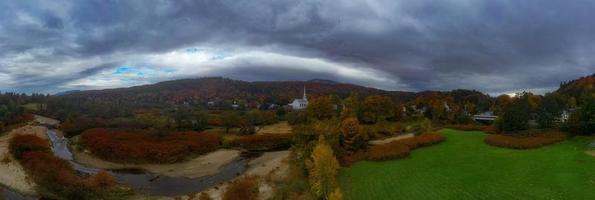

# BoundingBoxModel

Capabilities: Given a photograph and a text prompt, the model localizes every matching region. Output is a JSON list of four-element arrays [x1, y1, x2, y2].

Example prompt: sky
[[1, 0, 594, 95]]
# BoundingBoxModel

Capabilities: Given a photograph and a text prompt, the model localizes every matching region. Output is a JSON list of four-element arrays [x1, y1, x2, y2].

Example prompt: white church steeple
[[303, 85, 307, 100]]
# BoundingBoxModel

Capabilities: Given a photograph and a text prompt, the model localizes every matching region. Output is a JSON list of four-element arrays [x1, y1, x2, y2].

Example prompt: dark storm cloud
[[1, 0, 594, 94]]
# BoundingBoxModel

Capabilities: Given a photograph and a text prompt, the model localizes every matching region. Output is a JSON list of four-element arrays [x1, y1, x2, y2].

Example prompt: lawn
[[339, 129, 595, 200]]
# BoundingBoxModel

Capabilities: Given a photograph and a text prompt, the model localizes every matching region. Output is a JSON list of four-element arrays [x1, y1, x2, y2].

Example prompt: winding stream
[[0, 186, 31, 200], [45, 129, 248, 196]]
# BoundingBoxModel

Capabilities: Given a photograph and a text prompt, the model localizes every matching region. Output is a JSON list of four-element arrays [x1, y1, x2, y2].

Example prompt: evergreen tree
[[537, 93, 562, 128], [500, 93, 531, 132]]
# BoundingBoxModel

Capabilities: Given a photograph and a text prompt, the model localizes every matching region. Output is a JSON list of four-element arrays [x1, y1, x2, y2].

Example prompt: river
[[45, 129, 248, 196]]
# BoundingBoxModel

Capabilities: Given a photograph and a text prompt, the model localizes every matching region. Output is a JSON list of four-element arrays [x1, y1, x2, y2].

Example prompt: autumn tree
[[362, 95, 394, 123], [340, 118, 365, 151], [492, 94, 513, 115], [341, 93, 362, 120], [221, 111, 242, 133], [309, 135, 340, 199], [392, 103, 404, 121], [308, 96, 335, 120]]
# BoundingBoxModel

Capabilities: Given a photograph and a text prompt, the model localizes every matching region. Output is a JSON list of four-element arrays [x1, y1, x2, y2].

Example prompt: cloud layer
[[1, 0, 594, 95]]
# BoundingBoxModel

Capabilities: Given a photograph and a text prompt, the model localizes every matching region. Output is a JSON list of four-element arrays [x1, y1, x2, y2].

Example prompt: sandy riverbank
[[33, 115, 60, 127], [73, 148, 241, 179], [0, 125, 48, 196], [199, 150, 290, 200]]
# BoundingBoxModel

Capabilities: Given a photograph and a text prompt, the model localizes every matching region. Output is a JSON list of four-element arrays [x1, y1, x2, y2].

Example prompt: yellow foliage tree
[[309, 135, 340, 199]]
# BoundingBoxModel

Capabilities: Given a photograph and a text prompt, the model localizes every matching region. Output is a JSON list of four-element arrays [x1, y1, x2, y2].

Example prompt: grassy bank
[[339, 129, 595, 200]]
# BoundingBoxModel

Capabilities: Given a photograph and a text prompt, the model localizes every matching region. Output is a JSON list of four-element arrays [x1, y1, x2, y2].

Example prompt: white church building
[[289, 86, 308, 110]]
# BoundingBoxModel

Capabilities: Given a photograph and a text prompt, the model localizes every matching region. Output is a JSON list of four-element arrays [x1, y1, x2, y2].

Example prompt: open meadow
[[339, 129, 595, 200]]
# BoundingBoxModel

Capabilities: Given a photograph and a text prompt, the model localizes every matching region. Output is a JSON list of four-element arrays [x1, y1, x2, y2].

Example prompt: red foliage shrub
[[223, 176, 259, 200], [9, 134, 119, 199], [9, 134, 51, 159], [228, 134, 292, 151], [81, 128, 221, 163], [367, 142, 410, 161], [207, 118, 223, 126], [91, 170, 115, 188], [398, 133, 445, 149], [447, 124, 489, 132], [484, 131, 567, 149], [367, 133, 445, 161]]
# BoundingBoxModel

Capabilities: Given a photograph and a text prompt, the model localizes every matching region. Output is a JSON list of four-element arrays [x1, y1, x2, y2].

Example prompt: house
[[559, 109, 574, 123], [473, 111, 497, 122], [231, 101, 240, 109], [289, 86, 308, 110]]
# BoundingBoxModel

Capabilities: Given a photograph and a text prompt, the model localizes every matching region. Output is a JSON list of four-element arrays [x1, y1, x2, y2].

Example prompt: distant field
[[339, 129, 595, 200]]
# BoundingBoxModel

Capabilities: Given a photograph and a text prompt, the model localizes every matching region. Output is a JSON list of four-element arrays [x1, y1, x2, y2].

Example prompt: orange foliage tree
[[307, 96, 335, 120], [362, 95, 394, 123]]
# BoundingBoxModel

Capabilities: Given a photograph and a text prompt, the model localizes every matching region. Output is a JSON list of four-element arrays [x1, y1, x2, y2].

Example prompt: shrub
[[81, 128, 221, 163], [9, 134, 123, 199], [228, 134, 292, 151], [446, 124, 489, 132], [367, 133, 445, 161], [484, 131, 567, 149], [9, 134, 51, 159], [367, 142, 410, 161], [223, 176, 259, 200], [399, 133, 446, 149], [199, 192, 212, 200]]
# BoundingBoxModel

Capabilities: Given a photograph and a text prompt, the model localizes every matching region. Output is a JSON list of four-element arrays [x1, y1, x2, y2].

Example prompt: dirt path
[[73, 148, 241, 179], [368, 133, 415, 145], [0, 125, 48, 196]]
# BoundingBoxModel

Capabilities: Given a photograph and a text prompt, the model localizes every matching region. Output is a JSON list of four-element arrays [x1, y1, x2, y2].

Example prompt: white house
[[290, 86, 308, 110]]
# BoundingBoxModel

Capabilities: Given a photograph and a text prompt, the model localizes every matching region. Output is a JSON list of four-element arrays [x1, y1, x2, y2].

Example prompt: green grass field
[[339, 129, 595, 200]]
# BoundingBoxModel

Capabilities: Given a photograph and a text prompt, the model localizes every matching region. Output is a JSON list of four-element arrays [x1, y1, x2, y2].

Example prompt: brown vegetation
[[367, 133, 445, 161], [446, 124, 490, 132], [484, 131, 567, 149], [9, 134, 122, 199], [223, 176, 259, 200], [228, 133, 292, 151], [367, 142, 410, 161], [81, 128, 221, 163]]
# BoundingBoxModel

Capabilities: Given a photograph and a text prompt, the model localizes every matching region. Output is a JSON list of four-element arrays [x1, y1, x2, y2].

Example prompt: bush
[[228, 134, 292, 151], [484, 131, 567, 149], [81, 128, 221, 163], [199, 192, 212, 200], [367, 142, 410, 161], [398, 133, 445, 149], [367, 133, 445, 161], [446, 124, 489, 132], [9, 134, 123, 199], [9, 134, 51, 159], [223, 176, 259, 200]]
